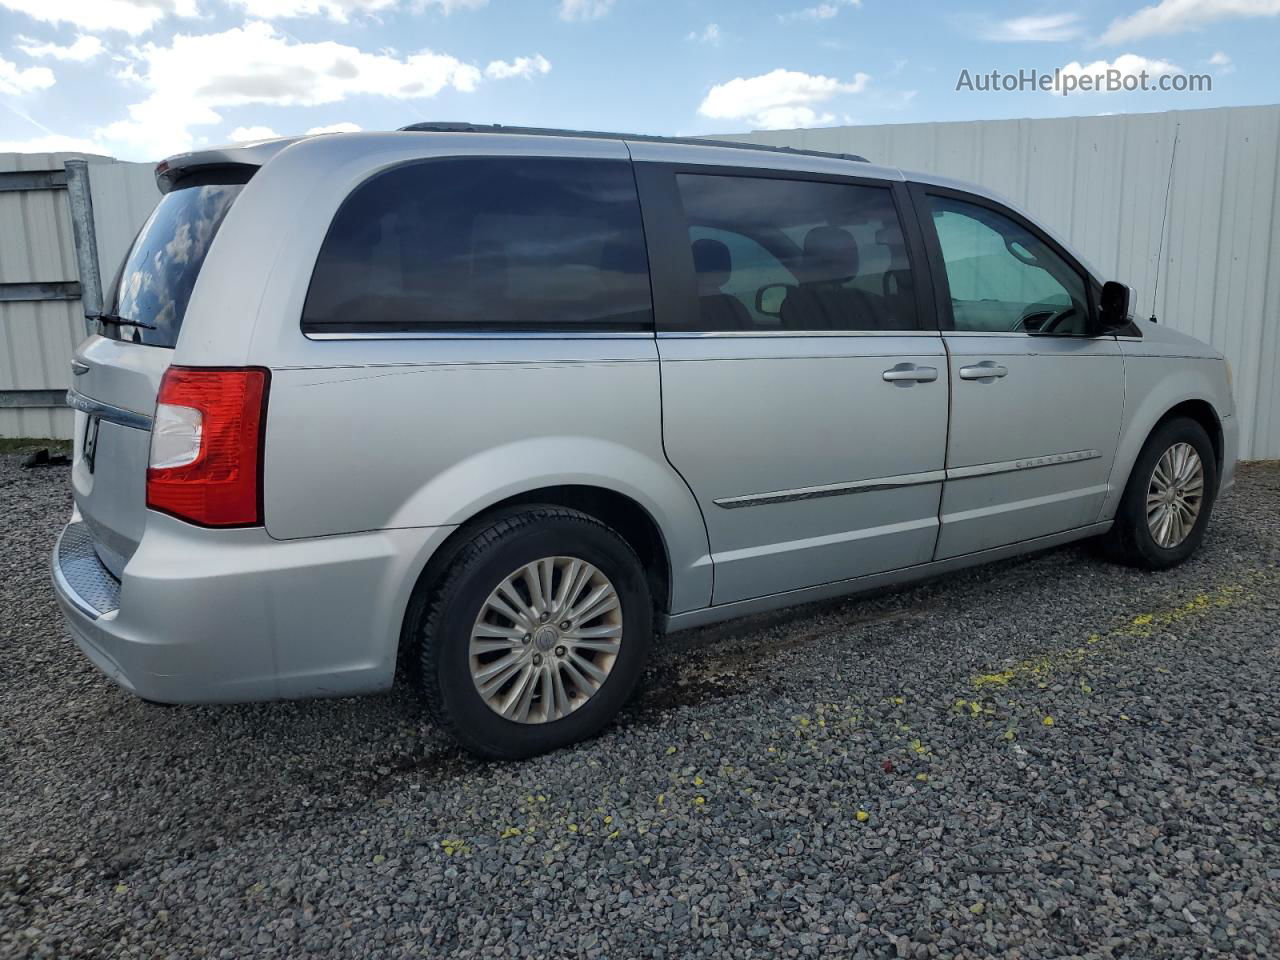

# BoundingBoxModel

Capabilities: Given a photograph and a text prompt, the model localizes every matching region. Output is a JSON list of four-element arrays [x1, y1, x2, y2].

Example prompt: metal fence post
[[63, 159, 103, 333]]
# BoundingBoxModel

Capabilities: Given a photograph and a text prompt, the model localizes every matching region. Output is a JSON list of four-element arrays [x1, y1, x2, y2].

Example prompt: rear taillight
[[147, 366, 269, 527]]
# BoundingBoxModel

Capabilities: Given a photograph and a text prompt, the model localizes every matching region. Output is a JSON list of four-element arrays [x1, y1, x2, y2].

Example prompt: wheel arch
[[1152, 398, 1223, 474], [396, 482, 699, 678], [1103, 383, 1227, 522]]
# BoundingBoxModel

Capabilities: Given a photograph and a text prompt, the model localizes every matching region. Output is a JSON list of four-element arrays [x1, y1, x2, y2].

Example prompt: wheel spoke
[[1179, 446, 1199, 484], [560, 561, 595, 617], [566, 623, 623, 640], [476, 654, 525, 697], [470, 636, 518, 656], [499, 663, 538, 721], [560, 656, 597, 696], [550, 558, 582, 614], [488, 588, 533, 630], [1152, 455, 1172, 490], [568, 584, 620, 626], [569, 640, 622, 656], [547, 665, 570, 722], [520, 559, 554, 617], [567, 651, 609, 685]]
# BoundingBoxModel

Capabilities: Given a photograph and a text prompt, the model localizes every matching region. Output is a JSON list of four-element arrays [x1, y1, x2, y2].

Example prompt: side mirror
[[755, 282, 793, 317], [1098, 280, 1131, 332]]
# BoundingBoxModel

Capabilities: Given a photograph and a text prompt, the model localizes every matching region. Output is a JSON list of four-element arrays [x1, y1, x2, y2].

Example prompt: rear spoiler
[[154, 139, 300, 193]]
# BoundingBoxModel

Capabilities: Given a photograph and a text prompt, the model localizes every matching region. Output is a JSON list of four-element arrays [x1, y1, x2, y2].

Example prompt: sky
[[0, 0, 1277, 162]]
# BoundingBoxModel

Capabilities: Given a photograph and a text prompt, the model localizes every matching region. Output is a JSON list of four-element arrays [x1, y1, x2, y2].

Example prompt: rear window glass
[[104, 179, 244, 347], [301, 156, 652, 334]]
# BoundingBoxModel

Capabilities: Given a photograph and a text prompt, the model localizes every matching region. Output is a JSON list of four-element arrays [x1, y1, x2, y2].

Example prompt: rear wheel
[[1100, 417, 1217, 569], [413, 507, 653, 760]]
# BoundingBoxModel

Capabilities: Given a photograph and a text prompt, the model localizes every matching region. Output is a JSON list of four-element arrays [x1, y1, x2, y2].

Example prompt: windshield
[[103, 180, 244, 346]]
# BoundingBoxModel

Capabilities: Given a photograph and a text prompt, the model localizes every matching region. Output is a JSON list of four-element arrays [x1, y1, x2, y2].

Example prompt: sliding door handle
[[958, 361, 1009, 381], [882, 363, 939, 384]]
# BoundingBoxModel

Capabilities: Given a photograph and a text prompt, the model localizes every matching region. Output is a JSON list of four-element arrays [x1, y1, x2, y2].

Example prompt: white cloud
[[223, 0, 486, 21], [15, 35, 105, 62], [1056, 54, 1183, 93], [484, 53, 551, 79], [0, 133, 107, 154], [778, 0, 859, 23], [699, 68, 869, 129], [559, 0, 614, 21], [1208, 50, 1236, 73], [0, 0, 198, 36], [1101, 0, 1280, 44], [305, 121, 363, 134], [0, 55, 55, 95], [686, 23, 720, 44], [229, 125, 280, 141], [982, 13, 1082, 42], [95, 21, 543, 159], [754, 107, 835, 129]]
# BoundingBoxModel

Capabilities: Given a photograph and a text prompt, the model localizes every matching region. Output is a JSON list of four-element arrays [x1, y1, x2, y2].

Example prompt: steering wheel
[[1020, 305, 1077, 334]]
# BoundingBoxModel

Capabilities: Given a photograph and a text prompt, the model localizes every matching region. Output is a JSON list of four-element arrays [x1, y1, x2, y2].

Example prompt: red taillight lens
[[146, 366, 269, 527]]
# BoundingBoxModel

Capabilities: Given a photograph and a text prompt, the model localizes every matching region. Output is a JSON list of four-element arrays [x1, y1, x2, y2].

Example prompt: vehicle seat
[[691, 238, 753, 330], [780, 226, 881, 331]]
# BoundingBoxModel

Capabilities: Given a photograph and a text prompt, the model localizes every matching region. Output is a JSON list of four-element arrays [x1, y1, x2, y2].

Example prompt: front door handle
[[958, 361, 1009, 381], [882, 363, 939, 384]]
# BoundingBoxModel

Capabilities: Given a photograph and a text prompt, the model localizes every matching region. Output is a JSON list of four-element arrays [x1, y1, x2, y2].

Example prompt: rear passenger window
[[302, 157, 652, 334], [673, 174, 917, 333]]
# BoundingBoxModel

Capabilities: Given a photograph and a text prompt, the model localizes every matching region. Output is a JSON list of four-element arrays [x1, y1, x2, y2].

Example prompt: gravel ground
[[2, 455, 1278, 959]]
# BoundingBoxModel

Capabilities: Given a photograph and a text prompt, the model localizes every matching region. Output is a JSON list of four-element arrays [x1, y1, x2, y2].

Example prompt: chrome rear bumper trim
[[65, 388, 152, 431]]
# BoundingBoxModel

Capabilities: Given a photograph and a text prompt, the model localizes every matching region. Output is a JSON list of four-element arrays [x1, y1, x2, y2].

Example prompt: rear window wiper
[[89, 312, 158, 331]]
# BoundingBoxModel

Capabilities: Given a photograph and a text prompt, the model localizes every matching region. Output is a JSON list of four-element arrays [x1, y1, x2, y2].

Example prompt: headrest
[[692, 237, 732, 292], [802, 226, 860, 283]]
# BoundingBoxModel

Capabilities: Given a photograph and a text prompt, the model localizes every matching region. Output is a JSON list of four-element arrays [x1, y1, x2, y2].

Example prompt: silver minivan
[[53, 125, 1237, 758]]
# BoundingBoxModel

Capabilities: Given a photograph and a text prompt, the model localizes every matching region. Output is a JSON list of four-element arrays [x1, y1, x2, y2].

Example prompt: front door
[[636, 160, 949, 605], [913, 187, 1124, 559]]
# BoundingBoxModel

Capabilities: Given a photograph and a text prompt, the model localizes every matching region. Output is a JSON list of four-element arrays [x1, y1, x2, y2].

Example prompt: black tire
[[1100, 416, 1218, 570], [412, 507, 653, 760]]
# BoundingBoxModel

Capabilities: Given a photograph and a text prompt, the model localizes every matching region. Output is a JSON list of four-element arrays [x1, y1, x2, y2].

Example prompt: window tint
[[927, 196, 1090, 336], [106, 180, 244, 347], [302, 157, 652, 334], [673, 174, 917, 333]]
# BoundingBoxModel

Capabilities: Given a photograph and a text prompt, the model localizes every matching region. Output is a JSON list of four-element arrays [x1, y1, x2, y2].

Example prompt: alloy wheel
[[469, 556, 623, 723], [1146, 442, 1204, 548]]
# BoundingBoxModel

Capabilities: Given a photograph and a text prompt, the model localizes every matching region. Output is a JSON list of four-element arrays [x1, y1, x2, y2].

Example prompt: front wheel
[[413, 507, 653, 760], [1100, 416, 1218, 569]]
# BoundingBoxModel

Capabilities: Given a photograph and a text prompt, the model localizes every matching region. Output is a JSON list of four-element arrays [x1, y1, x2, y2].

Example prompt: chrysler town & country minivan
[[53, 125, 1236, 758]]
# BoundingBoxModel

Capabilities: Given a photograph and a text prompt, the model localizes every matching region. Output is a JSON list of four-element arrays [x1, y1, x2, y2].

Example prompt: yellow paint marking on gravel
[[970, 573, 1272, 691]]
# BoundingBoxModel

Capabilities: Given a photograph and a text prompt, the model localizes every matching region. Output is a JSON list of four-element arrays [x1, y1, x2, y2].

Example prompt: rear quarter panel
[[263, 339, 713, 616]]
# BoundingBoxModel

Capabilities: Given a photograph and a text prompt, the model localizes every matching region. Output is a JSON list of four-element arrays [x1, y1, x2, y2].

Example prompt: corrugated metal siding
[[722, 105, 1280, 459], [87, 160, 163, 288], [0, 152, 158, 439]]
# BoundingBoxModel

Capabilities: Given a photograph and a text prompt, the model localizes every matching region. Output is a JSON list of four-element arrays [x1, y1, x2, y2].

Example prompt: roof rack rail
[[396, 121, 868, 164]]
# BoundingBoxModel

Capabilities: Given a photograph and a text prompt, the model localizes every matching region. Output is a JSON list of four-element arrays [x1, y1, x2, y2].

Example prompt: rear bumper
[[52, 511, 452, 704]]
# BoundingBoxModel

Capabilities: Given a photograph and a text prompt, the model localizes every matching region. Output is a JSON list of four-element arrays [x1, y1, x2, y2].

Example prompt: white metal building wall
[[0, 152, 158, 439], [722, 104, 1280, 460]]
